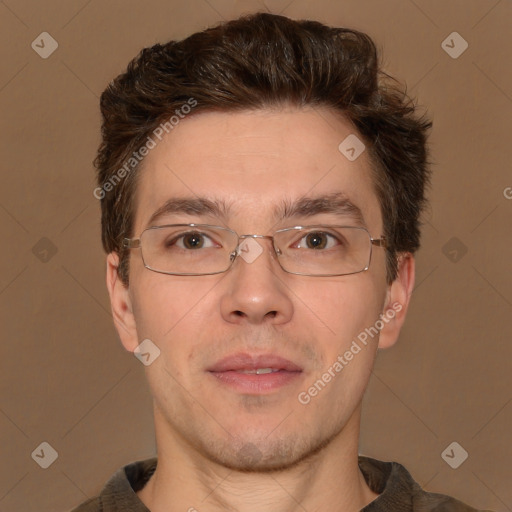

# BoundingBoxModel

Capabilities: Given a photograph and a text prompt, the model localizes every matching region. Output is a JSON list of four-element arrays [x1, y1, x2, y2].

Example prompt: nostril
[[266, 311, 277, 319]]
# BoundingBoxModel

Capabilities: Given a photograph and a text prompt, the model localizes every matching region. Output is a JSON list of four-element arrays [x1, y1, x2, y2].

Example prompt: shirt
[[71, 456, 490, 511]]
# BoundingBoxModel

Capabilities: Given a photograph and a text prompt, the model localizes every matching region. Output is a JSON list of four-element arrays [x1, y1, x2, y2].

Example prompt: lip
[[207, 353, 303, 394], [208, 353, 303, 373]]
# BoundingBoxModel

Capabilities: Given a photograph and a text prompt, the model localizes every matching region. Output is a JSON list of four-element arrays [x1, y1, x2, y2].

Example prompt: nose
[[219, 237, 294, 326]]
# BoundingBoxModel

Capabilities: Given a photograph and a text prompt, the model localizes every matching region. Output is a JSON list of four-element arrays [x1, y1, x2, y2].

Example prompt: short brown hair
[[95, 12, 432, 285]]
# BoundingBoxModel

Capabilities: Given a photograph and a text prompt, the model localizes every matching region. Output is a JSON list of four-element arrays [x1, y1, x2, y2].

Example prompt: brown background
[[0, 1, 511, 511]]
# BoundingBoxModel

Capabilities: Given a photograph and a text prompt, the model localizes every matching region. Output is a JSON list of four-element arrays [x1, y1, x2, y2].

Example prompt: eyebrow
[[147, 197, 230, 227], [276, 193, 366, 226], [146, 192, 366, 228]]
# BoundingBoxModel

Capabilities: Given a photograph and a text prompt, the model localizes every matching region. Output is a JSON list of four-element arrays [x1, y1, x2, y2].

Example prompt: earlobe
[[378, 253, 416, 350], [106, 252, 139, 352]]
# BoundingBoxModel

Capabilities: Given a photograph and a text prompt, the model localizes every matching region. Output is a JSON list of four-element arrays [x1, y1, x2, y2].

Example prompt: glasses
[[122, 224, 386, 277]]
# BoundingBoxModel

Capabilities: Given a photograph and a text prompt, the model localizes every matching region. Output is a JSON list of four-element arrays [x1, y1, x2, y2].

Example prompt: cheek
[[296, 278, 385, 408], [300, 275, 385, 342], [130, 275, 220, 348]]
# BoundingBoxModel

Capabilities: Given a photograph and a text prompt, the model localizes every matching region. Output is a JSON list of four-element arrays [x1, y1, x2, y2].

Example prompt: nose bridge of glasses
[[230, 233, 281, 262], [238, 234, 273, 239], [238, 234, 275, 243]]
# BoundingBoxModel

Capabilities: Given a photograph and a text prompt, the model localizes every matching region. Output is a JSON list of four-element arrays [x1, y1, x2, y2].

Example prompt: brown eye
[[182, 232, 205, 249], [164, 232, 216, 250], [293, 230, 343, 251], [305, 232, 328, 249]]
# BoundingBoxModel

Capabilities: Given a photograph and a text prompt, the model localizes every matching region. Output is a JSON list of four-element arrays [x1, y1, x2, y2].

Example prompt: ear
[[378, 252, 415, 350], [106, 252, 139, 353]]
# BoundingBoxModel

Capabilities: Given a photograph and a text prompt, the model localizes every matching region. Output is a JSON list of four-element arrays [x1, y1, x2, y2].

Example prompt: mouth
[[207, 353, 303, 394], [235, 368, 282, 374]]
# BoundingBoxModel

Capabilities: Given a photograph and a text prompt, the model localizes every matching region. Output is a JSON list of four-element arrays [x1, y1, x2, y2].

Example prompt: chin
[[197, 429, 337, 474]]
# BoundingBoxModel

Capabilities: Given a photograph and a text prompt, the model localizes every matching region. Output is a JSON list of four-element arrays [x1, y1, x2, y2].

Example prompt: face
[[108, 106, 412, 472]]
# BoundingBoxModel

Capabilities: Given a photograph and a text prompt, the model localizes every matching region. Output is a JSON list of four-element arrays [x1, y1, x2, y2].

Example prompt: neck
[[137, 406, 379, 512]]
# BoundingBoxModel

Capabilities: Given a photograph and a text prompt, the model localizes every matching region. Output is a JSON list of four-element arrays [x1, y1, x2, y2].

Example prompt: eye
[[169, 232, 218, 250], [295, 231, 340, 250]]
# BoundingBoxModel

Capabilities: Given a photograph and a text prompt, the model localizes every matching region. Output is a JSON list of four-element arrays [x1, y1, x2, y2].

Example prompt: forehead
[[133, 107, 382, 234]]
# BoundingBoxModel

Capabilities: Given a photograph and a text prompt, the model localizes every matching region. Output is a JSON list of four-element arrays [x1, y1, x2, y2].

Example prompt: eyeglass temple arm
[[122, 238, 141, 249], [371, 236, 386, 248]]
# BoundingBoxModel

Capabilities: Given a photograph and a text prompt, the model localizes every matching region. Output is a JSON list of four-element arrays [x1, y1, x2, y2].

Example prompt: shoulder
[[358, 456, 492, 512], [412, 489, 492, 512], [67, 458, 157, 512]]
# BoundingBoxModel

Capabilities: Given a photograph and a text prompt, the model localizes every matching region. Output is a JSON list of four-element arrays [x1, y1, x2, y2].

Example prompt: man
[[76, 12, 488, 512]]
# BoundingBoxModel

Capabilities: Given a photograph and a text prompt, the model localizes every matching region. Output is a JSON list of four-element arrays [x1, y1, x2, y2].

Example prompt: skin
[[106, 106, 415, 512]]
